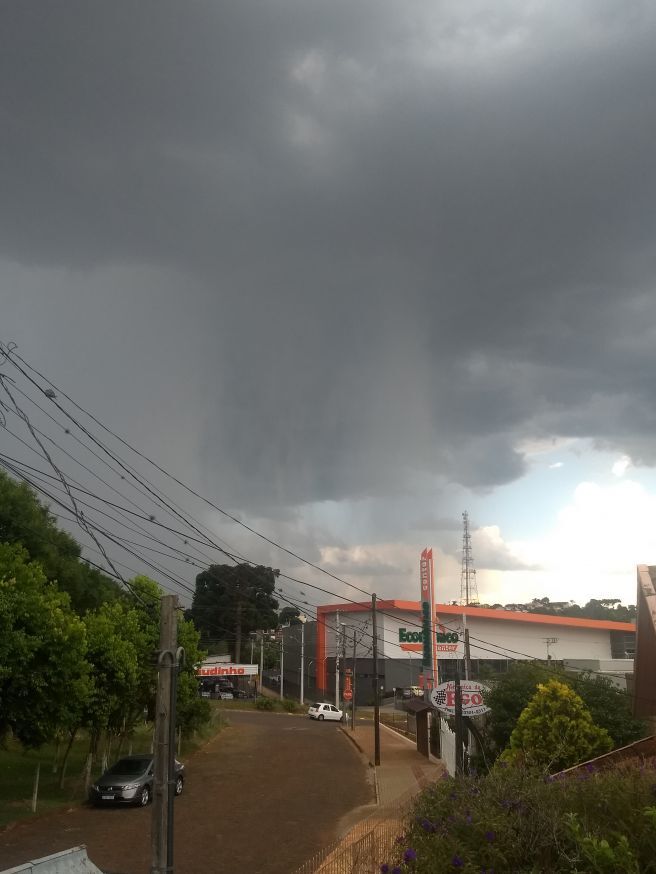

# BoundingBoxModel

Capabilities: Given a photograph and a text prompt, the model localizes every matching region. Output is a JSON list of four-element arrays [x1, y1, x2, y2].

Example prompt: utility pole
[[463, 622, 472, 681], [543, 637, 559, 661], [372, 594, 380, 766], [259, 632, 264, 694], [335, 610, 340, 709], [280, 635, 284, 700], [299, 616, 306, 706], [151, 595, 177, 874], [454, 672, 464, 776], [351, 628, 357, 732]]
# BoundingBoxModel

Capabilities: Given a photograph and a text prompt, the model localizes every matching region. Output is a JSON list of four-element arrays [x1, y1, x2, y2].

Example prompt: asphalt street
[[0, 711, 375, 874]]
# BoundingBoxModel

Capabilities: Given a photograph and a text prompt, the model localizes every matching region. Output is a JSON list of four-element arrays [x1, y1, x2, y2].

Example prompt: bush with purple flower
[[384, 760, 656, 872]]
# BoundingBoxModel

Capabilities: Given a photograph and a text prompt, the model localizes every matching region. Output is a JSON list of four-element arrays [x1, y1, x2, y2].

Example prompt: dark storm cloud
[[2, 1, 656, 509]]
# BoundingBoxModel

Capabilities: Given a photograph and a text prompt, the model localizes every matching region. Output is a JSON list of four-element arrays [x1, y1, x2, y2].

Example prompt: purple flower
[[380, 866, 389, 874], [485, 830, 496, 843], [465, 811, 473, 825], [452, 855, 464, 868], [420, 818, 435, 832], [392, 868, 402, 874], [403, 848, 417, 863]]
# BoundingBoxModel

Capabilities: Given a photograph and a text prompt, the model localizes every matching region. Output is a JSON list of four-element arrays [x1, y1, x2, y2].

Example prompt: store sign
[[430, 681, 490, 716], [420, 555, 430, 600], [196, 663, 258, 677], [398, 626, 461, 658]]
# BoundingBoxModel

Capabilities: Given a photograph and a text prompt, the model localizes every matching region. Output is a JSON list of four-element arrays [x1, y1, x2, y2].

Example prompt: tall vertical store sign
[[419, 548, 436, 689]]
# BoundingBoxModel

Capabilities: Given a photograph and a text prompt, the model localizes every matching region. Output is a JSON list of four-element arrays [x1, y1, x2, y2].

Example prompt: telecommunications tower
[[460, 511, 479, 606]]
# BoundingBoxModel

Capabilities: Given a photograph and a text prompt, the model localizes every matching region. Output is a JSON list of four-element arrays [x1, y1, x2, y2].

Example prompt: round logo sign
[[429, 681, 490, 716], [342, 690, 353, 701]]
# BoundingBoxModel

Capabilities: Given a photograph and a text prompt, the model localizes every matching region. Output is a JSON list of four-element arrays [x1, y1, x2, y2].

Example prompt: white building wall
[[458, 616, 613, 663], [321, 608, 615, 665], [322, 611, 375, 660]]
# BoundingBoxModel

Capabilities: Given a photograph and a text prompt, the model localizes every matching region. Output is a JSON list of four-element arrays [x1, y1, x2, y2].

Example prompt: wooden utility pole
[[335, 610, 340, 709], [464, 626, 472, 681], [454, 673, 464, 776], [351, 629, 357, 732], [372, 593, 381, 766], [151, 595, 178, 874]]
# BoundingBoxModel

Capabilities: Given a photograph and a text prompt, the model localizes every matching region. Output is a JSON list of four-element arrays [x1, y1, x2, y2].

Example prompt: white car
[[308, 702, 343, 721]]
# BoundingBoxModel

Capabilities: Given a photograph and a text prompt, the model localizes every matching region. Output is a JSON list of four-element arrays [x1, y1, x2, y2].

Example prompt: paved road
[[0, 712, 375, 874]]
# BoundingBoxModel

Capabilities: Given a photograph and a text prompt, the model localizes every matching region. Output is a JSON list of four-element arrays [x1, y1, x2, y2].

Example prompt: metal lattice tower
[[460, 511, 479, 606]]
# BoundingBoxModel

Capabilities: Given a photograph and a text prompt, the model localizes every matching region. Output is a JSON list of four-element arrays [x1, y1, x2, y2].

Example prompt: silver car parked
[[89, 754, 184, 807]]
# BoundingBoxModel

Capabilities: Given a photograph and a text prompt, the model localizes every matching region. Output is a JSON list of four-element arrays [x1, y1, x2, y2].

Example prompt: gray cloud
[[2, 0, 656, 521]]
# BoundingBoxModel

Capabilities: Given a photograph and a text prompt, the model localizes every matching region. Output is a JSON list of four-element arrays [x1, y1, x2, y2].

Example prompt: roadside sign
[[343, 690, 353, 701], [429, 681, 490, 716]]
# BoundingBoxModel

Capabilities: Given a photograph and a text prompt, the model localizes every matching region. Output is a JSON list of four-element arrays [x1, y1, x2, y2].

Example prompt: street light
[[298, 614, 308, 705]]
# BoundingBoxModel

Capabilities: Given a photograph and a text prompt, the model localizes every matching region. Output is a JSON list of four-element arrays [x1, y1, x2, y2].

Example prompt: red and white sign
[[196, 663, 258, 677], [429, 681, 490, 716], [420, 550, 430, 600], [343, 690, 353, 701]]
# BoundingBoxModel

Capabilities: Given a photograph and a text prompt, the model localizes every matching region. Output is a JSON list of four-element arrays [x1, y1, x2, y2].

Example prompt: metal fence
[[292, 790, 415, 874]]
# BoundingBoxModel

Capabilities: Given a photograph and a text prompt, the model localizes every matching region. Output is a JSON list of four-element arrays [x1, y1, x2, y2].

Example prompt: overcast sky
[[2, 1, 656, 608]]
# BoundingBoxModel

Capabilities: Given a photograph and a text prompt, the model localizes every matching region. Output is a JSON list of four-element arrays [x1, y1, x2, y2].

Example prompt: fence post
[[31, 763, 40, 813], [84, 754, 92, 795]]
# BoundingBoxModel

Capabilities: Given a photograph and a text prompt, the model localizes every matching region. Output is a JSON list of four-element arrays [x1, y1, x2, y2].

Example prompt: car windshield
[[106, 757, 150, 775]]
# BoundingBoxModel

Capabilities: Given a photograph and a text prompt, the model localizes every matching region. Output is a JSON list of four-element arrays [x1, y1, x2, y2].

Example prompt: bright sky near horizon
[[2, 2, 656, 609]]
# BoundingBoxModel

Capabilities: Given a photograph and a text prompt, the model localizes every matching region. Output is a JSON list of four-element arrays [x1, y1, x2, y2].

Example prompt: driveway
[[0, 712, 375, 874]]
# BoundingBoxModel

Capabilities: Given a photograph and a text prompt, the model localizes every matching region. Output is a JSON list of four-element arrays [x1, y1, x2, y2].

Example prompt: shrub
[[484, 663, 647, 761], [255, 696, 275, 711], [502, 679, 612, 772], [281, 698, 299, 713], [380, 760, 656, 873]]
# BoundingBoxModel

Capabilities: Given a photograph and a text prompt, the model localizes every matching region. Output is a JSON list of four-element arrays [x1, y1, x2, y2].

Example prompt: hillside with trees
[[475, 596, 636, 623]]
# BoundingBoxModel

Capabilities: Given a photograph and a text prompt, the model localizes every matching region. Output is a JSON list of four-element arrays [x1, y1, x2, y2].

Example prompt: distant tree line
[[470, 596, 636, 623]]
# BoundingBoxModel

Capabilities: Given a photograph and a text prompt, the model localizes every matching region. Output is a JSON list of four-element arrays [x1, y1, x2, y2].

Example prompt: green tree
[[502, 679, 613, 771], [188, 564, 278, 661], [0, 470, 119, 612], [0, 543, 90, 748], [573, 671, 647, 749], [279, 606, 301, 625], [82, 601, 143, 753], [126, 575, 210, 734], [177, 618, 210, 733], [485, 662, 553, 753], [485, 662, 646, 758]]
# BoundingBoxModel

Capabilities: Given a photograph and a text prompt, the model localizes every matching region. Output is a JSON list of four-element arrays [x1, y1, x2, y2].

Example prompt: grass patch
[[0, 708, 227, 829]]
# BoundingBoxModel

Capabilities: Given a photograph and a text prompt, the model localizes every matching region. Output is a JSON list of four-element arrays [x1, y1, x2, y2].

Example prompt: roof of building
[[316, 600, 636, 633]]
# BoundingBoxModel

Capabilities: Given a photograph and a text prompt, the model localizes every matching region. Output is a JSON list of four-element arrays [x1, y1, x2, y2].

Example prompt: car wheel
[[175, 776, 184, 796], [139, 785, 151, 806], [318, 714, 324, 721]]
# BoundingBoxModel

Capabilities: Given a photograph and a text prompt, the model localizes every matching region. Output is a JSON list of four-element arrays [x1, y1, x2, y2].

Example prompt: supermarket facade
[[306, 600, 636, 703]]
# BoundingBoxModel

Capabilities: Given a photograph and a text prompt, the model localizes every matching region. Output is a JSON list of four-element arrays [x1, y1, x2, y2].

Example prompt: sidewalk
[[342, 720, 444, 806]]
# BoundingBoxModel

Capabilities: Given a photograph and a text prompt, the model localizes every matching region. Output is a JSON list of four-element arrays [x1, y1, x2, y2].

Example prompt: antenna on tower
[[460, 511, 479, 606]]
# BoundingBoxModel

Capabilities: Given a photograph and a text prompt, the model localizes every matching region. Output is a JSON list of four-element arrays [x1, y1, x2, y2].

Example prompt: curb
[[339, 728, 379, 804], [339, 726, 369, 761]]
